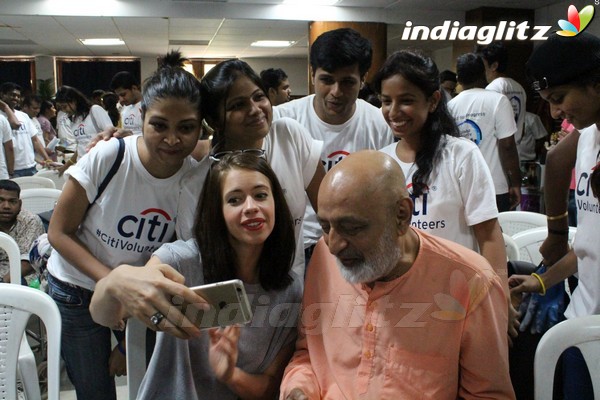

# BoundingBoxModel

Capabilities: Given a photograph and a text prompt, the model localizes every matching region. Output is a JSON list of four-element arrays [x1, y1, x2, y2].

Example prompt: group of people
[[5, 25, 594, 400]]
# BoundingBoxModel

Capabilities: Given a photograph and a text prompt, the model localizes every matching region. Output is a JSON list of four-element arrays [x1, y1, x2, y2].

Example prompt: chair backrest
[[0, 284, 62, 400], [0, 232, 21, 283], [11, 176, 56, 190], [19, 188, 62, 214], [497, 211, 547, 237], [34, 169, 67, 190], [0, 232, 43, 399], [126, 318, 148, 399], [503, 233, 520, 261], [534, 315, 600, 399], [512, 226, 577, 265]]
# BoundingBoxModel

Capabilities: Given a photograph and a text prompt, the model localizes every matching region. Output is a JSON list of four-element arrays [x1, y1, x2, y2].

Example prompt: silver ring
[[150, 311, 165, 326]]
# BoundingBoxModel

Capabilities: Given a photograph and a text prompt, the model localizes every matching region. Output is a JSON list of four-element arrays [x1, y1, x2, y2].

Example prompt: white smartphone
[[184, 279, 253, 329]]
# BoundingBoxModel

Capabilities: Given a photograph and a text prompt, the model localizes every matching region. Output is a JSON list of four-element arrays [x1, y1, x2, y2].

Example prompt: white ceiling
[[0, 0, 563, 59]]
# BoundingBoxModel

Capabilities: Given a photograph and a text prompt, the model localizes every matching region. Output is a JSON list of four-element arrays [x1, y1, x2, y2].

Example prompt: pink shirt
[[281, 230, 514, 400]]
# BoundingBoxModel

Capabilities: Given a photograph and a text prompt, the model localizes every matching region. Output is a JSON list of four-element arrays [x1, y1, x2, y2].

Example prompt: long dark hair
[[199, 59, 267, 150], [372, 50, 459, 196], [195, 152, 295, 291], [141, 50, 202, 121], [54, 85, 92, 120]]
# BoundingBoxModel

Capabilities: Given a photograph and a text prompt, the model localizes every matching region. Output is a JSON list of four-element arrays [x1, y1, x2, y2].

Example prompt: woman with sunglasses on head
[[46, 50, 202, 400], [509, 32, 600, 400], [91, 153, 302, 399], [176, 59, 325, 277]]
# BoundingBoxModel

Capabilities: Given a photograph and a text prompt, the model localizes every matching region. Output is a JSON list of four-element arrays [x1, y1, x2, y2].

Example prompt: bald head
[[319, 150, 408, 209], [317, 150, 417, 284]]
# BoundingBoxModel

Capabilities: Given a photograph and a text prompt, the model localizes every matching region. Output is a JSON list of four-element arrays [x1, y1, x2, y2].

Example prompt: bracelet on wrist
[[531, 273, 546, 296], [548, 228, 569, 236], [546, 211, 569, 221]]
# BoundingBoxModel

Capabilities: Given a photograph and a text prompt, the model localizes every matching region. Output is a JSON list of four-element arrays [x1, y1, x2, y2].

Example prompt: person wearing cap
[[509, 31, 600, 400]]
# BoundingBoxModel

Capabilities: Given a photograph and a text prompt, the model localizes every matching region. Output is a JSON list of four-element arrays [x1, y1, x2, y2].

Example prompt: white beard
[[336, 227, 401, 284]]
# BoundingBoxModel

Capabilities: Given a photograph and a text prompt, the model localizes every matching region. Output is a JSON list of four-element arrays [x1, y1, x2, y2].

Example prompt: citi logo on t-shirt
[[322, 150, 350, 171], [123, 114, 137, 127], [74, 124, 87, 137], [407, 182, 429, 216], [117, 208, 172, 242]]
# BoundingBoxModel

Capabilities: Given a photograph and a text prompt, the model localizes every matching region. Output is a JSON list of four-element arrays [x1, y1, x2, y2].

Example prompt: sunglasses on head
[[209, 148, 266, 162]]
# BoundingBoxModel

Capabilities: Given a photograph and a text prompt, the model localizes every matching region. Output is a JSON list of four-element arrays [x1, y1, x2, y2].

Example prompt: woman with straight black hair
[[91, 152, 301, 399]]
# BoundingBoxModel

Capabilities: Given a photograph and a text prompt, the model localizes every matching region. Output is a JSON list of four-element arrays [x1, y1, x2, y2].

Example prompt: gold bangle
[[531, 273, 546, 296], [546, 211, 569, 221]]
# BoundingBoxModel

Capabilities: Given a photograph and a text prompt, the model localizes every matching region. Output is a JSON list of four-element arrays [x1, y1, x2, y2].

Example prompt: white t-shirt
[[0, 115, 12, 178], [380, 136, 498, 251], [66, 105, 114, 159], [46, 136, 197, 290], [565, 124, 600, 318], [56, 110, 76, 147], [486, 77, 526, 144], [274, 95, 394, 247], [31, 117, 45, 147], [518, 112, 548, 161], [0, 109, 37, 170], [120, 101, 143, 135], [176, 117, 322, 276], [448, 88, 517, 195]]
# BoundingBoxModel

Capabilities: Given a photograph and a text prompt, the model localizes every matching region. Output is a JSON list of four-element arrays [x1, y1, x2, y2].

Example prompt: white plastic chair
[[11, 176, 56, 190], [534, 315, 600, 399], [19, 188, 62, 214], [503, 233, 520, 261], [512, 226, 577, 265], [126, 318, 148, 399], [0, 284, 62, 400], [34, 169, 67, 190], [0, 232, 44, 400], [497, 211, 547, 237]]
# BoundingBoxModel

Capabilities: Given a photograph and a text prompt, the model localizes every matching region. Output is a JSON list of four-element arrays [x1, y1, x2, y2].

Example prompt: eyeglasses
[[209, 148, 266, 162]]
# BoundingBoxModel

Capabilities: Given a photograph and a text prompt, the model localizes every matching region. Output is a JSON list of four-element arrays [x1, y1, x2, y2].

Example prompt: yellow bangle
[[66, 159, 75, 166], [531, 273, 546, 296], [546, 211, 569, 221]]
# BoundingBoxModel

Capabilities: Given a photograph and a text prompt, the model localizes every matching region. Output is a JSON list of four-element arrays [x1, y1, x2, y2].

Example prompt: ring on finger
[[150, 311, 165, 327]]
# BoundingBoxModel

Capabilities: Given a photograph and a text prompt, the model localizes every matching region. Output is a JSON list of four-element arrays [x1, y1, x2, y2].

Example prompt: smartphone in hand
[[183, 279, 253, 329]]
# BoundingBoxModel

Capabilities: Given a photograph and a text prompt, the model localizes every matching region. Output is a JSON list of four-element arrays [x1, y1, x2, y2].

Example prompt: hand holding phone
[[182, 279, 252, 330]]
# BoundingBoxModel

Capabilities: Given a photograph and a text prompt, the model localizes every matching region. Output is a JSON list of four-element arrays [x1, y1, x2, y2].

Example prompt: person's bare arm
[[540, 130, 579, 265], [497, 135, 522, 210], [32, 135, 51, 164], [3, 140, 14, 176], [47, 177, 112, 282], [0, 101, 21, 129], [305, 160, 326, 213], [90, 258, 206, 339]]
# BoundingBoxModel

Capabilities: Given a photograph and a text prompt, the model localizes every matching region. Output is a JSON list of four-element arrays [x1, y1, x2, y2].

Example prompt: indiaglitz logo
[[401, 20, 552, 45], [557, 5, 595, 36]]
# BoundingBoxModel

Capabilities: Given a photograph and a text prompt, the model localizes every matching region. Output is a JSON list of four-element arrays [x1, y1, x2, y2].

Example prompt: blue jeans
[[48, 274, 117, 400], [562, 346, 593, 399], [13, 166, 38, 177]]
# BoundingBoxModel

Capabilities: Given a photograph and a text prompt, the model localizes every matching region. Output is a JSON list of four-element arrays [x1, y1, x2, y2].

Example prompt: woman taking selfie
[[91, 153, 302, 399]]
